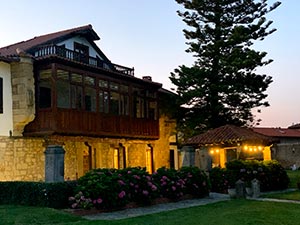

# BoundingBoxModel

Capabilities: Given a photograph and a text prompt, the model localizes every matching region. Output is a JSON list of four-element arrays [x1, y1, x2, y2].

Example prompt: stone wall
[[0, 114, 177, 181], [10, 56, 35, 136], [272, 143, 300, 169]]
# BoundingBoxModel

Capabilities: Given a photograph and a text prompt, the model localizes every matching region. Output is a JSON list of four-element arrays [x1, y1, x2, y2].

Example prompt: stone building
[[253, 125, 300, 168], [0, 25, 178, 181]]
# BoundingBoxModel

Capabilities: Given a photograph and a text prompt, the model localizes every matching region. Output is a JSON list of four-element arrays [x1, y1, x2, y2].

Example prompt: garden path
[[83, 193, 230, 220]]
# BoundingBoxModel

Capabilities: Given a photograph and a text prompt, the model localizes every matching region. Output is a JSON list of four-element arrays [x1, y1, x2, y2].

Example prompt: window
[[99, 90, 109, 113], [74, 42, 89, 63], [110, 91, 119, 115], [85, 87, 96, 112], [57, 80, 70, 108], [0, 77, 3, 113], [39, 70, 52, 108]]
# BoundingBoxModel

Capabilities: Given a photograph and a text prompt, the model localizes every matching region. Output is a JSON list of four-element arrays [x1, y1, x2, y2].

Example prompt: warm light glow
[[243, 145, 265, 153], [216, 149, 220, 153], [210, 150, 214, 154]]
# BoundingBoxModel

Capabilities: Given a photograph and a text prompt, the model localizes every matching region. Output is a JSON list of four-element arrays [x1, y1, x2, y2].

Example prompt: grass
[[286, 170, 300, 188], [2, 200, 300, 225], [1, 169, 300, 225], [262, 190, 300, 201]]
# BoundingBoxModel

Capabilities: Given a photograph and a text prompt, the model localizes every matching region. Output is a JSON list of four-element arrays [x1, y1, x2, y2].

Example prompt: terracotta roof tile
[[0, 24, 99, 56], [186, 124, 272, 145], [253, 127, 300, 138]]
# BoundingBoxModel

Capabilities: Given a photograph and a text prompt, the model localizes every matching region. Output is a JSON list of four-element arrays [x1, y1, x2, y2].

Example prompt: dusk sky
[[0, 0, 299, 128]]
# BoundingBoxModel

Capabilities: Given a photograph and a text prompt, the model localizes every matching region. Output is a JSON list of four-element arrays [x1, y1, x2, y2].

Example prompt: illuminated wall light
[[210, 150, 214, 154], [216, 149, 220, 153], [244, 146, 248, 150], [258, 146, 263, 151], [249, 147, 253, 152]]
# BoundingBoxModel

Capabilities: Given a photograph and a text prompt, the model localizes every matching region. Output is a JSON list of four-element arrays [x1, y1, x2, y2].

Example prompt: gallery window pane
[[57, 80, 70, 108], [40, 69, 52, 79], [71, 73, 83, 83], [39, 79, 52, 108], [99, 79, 108, 88], [99, 91, 109, 113], [85, 76, 95, 86], [85, 87, 96, 112], [110, 82, 119, 91], [57, 70, 69, 80], [110, 91, 119, 115]]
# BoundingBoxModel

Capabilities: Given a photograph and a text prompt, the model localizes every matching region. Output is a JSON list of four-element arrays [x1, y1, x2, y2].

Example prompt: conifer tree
[[170, 0, 281, 136]]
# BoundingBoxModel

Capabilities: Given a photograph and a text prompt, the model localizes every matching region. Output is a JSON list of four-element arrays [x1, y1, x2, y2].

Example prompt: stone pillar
[[263, 146, 272, 161], [44, 145, 65, 182], [219, 149, 226, 168], [235, 179, 246, 198], [251, 178, 260, 198]]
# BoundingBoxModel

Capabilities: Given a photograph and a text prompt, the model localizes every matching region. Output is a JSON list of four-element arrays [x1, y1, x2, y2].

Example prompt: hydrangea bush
[[209, 160, 290, 193], [70, 166, 210, 210]]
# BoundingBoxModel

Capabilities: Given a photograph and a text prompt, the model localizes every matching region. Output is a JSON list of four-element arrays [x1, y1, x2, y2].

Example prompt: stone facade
[[271, 143, 300, 168], [0, 114, 177, 181], [10, 56, 35, 136]]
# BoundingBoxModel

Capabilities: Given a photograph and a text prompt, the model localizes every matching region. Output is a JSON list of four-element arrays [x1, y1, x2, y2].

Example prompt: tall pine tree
[[170, 0, 281, 137]]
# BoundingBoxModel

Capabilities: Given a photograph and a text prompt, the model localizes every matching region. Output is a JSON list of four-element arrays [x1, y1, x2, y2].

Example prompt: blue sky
[[0, 0, 299, 128]]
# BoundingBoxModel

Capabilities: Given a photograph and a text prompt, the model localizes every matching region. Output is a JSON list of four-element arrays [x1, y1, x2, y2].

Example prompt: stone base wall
[[0, 115, 177, 181], [272, 143, 300, 169], [0, 137, 45, 181]]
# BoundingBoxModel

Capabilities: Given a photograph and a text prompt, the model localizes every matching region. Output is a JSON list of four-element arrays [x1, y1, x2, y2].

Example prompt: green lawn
[[2, 200, 300, 225], [286, 170, 300, 188]]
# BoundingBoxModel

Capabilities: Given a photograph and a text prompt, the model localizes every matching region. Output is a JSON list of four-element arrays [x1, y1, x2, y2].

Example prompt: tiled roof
[[185, 124, 272, 145], [288, 123, 300, 129], [0, 24, 99, 57], [253, 127, 300, 138]]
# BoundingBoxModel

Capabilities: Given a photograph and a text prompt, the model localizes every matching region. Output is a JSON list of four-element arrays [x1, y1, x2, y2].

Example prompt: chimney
[[142, 76, 152, 81]]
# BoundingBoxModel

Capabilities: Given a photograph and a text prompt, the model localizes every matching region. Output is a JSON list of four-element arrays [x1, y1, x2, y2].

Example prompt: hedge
[[0, 181, 76, 208]]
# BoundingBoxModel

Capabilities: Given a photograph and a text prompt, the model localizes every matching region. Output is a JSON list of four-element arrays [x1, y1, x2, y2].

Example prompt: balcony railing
[[34, 45, 134, 76]]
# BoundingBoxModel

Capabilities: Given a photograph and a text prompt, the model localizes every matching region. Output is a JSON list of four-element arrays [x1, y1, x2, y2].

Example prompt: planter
[[227, 188, 236, 198], [245, 187, 252, 197]]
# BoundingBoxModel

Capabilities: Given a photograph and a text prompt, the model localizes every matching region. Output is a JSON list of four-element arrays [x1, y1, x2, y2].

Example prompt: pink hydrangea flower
[[118, 191, 126, 199]]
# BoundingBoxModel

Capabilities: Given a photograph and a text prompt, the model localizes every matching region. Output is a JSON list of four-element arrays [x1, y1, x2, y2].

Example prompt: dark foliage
[[171, 0, 281, 137], [0, 181, 76, 209]]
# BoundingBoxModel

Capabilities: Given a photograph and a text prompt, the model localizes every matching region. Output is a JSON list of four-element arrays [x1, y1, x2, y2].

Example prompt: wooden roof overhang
[[185, 125, 276, 148]]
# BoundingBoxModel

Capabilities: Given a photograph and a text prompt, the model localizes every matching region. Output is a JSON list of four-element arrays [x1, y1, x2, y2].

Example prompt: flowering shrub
[[68, 191, 93, 209], [70, 166, 211, 210], [120, 167, 159, 205], [209, 160, 290, 193], [152, 167, 186, 200], [74, 168, 129, 209], [178, 167, 210, 197]]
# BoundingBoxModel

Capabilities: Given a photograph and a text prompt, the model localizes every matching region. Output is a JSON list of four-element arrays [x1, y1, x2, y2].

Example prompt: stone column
[[44, 145, 65, 182], [263, 146, 272, 161]]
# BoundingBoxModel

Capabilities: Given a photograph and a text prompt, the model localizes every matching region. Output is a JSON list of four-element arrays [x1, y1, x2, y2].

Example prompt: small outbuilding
[[180, 125, 275, 170]]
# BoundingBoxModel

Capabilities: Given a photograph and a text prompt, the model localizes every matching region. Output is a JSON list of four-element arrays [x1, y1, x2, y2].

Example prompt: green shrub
[[209, 160, 290, 193], [209, 167, 228, 193], [0, 181, 76, 208]]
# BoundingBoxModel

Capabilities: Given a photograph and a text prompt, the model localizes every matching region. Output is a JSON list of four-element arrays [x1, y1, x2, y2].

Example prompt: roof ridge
[[0, 24, 93, 50]]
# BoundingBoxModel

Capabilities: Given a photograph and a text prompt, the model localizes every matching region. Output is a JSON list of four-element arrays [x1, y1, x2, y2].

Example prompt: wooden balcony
[[34, 45, 134, 76], [24, 109, 159, 139]]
